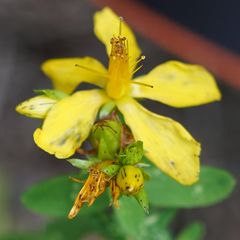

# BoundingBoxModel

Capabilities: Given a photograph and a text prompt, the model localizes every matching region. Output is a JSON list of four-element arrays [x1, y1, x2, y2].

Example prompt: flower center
[[106, 36, 131, 100]]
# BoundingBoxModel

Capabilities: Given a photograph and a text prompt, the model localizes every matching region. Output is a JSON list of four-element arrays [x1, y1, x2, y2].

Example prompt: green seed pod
[[134, 188, 149, 214], [119, 141, 144, 165], [116, 165, 144, 195], [89, 120, 121, 160]]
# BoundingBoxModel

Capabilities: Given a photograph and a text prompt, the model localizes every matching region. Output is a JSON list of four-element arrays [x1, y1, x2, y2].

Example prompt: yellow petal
[[117, 97, 201, 185], [42, 57, 107, 94], [34, 90, 109, 158], [131, 61, 221, 108], [16, 95, 57, 119], [94, 7, 141, 63]]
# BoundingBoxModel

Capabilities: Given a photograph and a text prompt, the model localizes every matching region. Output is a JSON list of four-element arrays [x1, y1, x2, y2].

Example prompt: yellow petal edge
[[131, 61, 221, 108], [34, 90, 109, 158], [16, 95, 57, 119], [41, 57, 108, 94], [117, 97, 201, 185], [94, 7, 141, 64]]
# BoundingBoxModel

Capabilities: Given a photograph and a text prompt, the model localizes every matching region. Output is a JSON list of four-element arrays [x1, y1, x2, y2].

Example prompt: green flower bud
[[89, 120, 121, 160], [116, 165, 144, 195], [102, 164, 120, 177], [119, 141, 144, 165]]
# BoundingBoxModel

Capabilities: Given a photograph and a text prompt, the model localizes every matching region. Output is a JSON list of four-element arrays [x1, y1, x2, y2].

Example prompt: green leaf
[[67, 158, 98, 169], [153, 208, 177, 229], [114, 205, 176, 240], [145, 166, 236, 207], [34, 89, 68, 100], [114, 196, 146, 239], [142, 227, 173, 240], [0, 233, 38, 240], [44, 213, 125, 240], [140, 210, 175, 240], [21, 175, 109, 217], [135, 188, 149, 214], [44, 217, 104, 240], [176, 221, 205, 240]]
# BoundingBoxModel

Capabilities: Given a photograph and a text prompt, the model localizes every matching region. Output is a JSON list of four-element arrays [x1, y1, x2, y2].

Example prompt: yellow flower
[[16, 7, 221, 185]]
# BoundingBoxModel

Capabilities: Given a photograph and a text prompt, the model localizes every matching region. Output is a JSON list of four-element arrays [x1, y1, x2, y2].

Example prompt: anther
[[130, 55, 146, 73], [135, 55, 146, 65]]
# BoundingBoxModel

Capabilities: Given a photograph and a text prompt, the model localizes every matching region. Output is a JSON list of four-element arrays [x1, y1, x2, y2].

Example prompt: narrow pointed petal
[[42, 57, 108, 94], [131, 61, 221, 108], [94, 7, 141, 63], [16, 95, 57, 119], [117, 97, 201, 185], [34, 90, 109, 159]]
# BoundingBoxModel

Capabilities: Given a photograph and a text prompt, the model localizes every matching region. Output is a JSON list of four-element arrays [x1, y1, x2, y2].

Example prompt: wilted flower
[[68, 160, 117, 219]]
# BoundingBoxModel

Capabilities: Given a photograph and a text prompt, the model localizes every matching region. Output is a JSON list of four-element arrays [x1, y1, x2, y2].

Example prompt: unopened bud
[[119, 141, 144, 165], [89, 120, 121, 160], [116, 165, 144, 195]]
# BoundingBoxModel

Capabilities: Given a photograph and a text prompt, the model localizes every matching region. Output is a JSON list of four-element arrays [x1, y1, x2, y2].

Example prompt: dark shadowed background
[[0, 0, 239, 239]]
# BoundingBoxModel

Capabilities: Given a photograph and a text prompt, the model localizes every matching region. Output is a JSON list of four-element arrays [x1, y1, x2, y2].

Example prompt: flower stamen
[[119, 16, 123, 36], [132, 81, 154, 88], [132, 64, 143, 75], [130, 55, 145, 73], [75, 64, 108, 78], [134, 55, 146, 67], [106, 36, 131, 99]]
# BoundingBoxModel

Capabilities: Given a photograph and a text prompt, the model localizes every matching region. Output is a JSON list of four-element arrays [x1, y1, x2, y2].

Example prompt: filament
[[119, 17, 123, 36], [132, 81, 154, 88], [75, 64, 108, 78], [132, 64, 143, 75], [131, 55, 146, 73]]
